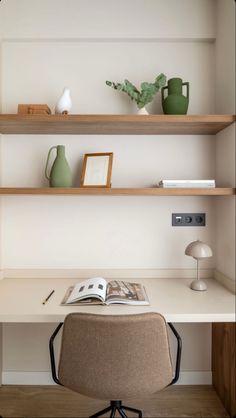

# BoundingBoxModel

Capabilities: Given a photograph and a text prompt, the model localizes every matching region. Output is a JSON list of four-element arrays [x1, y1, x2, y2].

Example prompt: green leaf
[[106, 73, 166, 107], [154, 73, 167, 89]]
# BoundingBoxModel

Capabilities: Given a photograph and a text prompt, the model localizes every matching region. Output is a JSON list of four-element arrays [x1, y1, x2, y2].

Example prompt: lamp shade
[[185, 240, 213, 260]]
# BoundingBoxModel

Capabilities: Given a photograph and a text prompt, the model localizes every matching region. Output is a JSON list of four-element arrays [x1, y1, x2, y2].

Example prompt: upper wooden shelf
[[0, 114, 235, 135], [0, 187, 234, 196]]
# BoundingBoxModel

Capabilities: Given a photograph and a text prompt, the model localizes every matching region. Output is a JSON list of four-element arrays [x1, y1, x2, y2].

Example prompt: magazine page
[[60, 286, 104, 305], [106, 280, 149, 305], [65, 277, 107, 304]]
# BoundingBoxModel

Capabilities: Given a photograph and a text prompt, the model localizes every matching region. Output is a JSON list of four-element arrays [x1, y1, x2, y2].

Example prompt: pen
[[42, 290, 55, 305]]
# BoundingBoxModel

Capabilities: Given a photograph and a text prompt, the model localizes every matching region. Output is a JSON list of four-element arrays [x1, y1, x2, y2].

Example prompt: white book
[[61, 277, 149, 306], [159, 179, 215, 188]]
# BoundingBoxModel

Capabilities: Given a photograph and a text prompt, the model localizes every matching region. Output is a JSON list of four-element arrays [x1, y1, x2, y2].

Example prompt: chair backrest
[[58, 312, 173, 400]]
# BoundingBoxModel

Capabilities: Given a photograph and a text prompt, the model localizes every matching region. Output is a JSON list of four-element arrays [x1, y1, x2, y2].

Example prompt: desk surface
[[0, 277, 235, 323]]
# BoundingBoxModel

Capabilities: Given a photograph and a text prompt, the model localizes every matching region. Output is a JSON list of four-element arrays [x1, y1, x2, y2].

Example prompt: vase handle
[[161, 86, 168, 105], [182, 82, 189, 99], [45, 146, 57, 180]]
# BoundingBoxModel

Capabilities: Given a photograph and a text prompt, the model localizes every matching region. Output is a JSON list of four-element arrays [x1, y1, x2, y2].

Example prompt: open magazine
[[61, 277, 149, 306]]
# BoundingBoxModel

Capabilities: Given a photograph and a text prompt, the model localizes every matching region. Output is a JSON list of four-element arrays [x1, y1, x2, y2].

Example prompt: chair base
[[90, 400, 142, 418]]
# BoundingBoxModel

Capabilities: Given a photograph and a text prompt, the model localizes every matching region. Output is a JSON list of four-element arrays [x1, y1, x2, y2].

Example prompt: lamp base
[[190, 279, 207, 291]]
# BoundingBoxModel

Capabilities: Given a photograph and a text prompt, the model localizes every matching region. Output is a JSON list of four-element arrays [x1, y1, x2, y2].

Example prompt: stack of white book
[[158, 179, 216, 188]]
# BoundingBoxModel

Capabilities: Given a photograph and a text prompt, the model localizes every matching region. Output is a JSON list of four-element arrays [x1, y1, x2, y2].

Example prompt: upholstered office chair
[[49, 313, 182, 418]]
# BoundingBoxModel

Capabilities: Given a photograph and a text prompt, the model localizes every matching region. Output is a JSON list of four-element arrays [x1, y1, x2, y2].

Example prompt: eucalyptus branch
[[106, 73, 166, 109]]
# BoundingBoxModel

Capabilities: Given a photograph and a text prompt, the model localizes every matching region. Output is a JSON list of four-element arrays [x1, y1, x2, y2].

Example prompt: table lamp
[[185, 240, 213, 291]]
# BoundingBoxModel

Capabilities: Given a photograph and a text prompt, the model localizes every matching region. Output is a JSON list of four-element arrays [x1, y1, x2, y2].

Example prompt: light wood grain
[[0, 114, 235, 135], [0, 385, 229, 417], [212, 323, 236, 418], [0, 187, 235, 196], [17, 104, 51, 115]]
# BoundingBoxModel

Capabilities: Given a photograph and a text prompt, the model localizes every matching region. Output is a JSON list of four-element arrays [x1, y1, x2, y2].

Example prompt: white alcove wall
[[1, 0, 234, 385]]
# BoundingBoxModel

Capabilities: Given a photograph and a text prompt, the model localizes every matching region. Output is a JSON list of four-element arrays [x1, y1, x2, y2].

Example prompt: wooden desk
[[0, 277, 235, 416]]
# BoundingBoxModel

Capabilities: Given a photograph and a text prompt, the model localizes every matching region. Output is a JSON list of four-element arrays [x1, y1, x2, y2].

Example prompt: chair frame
[[49, 320, 182, 418]]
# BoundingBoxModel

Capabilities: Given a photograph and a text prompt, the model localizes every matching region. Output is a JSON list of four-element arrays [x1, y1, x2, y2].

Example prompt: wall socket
[[172, 213, 206, 227]]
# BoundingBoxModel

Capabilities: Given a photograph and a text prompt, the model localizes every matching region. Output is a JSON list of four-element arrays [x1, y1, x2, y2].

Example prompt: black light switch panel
[[172, 213, 206, 226]]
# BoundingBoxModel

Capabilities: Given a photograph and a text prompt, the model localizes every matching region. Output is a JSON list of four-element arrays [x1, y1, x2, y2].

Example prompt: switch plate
[[172, 213, 206, 226]]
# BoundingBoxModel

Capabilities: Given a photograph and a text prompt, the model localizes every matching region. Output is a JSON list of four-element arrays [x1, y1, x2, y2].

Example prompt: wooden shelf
[[0, 114, 235, 135], [0, 188, 234, 196]]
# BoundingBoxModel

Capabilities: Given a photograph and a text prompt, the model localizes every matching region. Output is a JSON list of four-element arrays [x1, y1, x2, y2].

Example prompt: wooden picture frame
[[80, 153, 113, 188]]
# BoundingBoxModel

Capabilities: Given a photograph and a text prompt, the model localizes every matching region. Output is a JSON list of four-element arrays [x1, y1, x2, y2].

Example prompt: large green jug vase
[[162, 77, 189, 114], [45, 145, 72, 187]]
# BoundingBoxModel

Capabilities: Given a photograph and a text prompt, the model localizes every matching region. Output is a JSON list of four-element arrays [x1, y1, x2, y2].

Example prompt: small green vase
[[45, 145, 72, 187], [162, 77, 189, 114]]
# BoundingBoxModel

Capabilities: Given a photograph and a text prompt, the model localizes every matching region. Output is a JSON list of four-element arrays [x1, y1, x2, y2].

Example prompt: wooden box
[[18, 104, 51, 115]]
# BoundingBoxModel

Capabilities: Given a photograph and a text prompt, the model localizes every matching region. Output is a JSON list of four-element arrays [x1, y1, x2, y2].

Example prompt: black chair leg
[[90, 405, 112, 418], [90, 401, 142, 418], [117, 408, 128, 418], [110, 407, 117, 418], [123, 405, 142, 417]]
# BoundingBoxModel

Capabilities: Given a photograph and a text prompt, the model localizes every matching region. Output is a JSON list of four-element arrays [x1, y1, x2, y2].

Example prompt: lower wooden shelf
[[0, 187, 235, 196]]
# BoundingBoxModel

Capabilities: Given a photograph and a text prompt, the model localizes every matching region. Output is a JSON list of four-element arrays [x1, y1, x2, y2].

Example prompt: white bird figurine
[[55, 87, 72, 114]]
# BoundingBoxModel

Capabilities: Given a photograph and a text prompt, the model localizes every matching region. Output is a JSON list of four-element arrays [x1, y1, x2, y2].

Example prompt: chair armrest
[[168, 323, 182, 385], [49, 322, 64, 385]]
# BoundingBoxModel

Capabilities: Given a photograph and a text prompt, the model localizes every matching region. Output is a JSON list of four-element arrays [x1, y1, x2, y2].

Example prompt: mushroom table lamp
[[185, 240, 213, 291]]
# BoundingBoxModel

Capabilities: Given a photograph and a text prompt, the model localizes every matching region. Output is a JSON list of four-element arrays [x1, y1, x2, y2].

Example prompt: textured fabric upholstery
[[58, 312, 173, 400]]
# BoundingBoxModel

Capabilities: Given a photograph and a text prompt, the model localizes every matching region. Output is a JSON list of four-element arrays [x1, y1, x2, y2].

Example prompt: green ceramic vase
[[45, 145, 72, 187], [162, 77, 189, 114]]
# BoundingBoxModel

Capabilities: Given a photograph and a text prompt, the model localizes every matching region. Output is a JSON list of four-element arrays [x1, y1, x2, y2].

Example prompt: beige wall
[[215, 0, 235, 114], [215, 0, 235, 281], [1, 0, 215, 39], [0, 36, 3, 271], [0, 0, 234, 384]]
